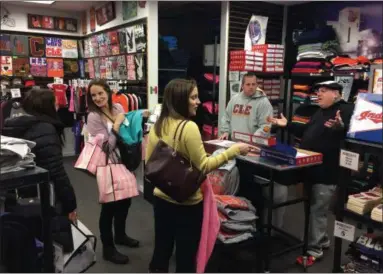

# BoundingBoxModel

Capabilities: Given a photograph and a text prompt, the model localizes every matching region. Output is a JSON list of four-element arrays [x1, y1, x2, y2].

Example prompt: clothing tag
[[123, 118, 130, 126], [340, 149, 359, 171], [54, 77, 63, 84], [10, 88, 21, 98], [334, 220, 355, 242]]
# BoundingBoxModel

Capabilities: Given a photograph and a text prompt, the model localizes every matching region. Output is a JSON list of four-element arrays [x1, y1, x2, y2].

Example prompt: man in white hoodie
[[219, 72, 288, 230]]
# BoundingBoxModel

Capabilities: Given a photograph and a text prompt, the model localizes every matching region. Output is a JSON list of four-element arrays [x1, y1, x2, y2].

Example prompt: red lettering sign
[[233, 104, 252, 115], [357, 111, 382, 124], [29, 37, 44, 57], [46, 47, 62, 57]]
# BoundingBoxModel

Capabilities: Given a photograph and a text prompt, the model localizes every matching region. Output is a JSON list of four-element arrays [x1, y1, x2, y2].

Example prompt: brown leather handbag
[[144, 120, 206, 203]]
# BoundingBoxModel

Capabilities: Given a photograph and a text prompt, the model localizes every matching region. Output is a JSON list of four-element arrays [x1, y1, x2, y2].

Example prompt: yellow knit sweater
[[145, 118, 240, 205]]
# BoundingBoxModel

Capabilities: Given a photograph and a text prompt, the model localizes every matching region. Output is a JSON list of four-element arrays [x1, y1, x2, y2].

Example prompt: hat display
[[11, 77, 24, 88], [314, 81, 343, 93]]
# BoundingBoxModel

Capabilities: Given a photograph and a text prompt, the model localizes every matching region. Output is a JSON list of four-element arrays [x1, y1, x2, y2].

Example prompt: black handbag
[[144, 120, 206, 203], [102, 111, 142, 171]]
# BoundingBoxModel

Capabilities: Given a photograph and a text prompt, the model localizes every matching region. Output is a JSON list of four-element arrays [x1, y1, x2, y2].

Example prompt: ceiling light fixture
[[24, 1, 55, 4]]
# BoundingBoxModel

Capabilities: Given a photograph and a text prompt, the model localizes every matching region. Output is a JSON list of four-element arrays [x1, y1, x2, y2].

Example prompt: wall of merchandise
[[82, 21, 147, 82], [0, 34, 82, 79]]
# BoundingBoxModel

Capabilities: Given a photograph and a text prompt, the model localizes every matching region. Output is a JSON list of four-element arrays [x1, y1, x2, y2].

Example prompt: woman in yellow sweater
[[145, 78, 250, 272]]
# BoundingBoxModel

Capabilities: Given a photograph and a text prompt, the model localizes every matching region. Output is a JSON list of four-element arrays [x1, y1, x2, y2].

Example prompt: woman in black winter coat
[[2, 89, 77, 221]]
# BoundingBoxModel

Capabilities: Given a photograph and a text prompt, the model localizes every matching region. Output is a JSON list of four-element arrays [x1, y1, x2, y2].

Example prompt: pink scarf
[[196, 180, 220, 273]]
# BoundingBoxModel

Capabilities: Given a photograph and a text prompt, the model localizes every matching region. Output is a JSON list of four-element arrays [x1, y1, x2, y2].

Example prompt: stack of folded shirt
[[331, 56, 370, 72], [345, 234, 383, 273], [0, 135, 36, 173], [292, 84, 312, 104], [215, 195, 257, 244], [371, 204, 382, 222], [346, 187, 382, 215], [292, 60, 333, 74]]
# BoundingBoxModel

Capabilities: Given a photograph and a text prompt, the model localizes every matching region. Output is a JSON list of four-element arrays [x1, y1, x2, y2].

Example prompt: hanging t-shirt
[[112, 93, 129, 112], [48, 83, 68, 108]]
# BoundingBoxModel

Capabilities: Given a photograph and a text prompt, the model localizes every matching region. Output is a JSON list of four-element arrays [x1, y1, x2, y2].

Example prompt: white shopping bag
[[53, 220, 97, 273]]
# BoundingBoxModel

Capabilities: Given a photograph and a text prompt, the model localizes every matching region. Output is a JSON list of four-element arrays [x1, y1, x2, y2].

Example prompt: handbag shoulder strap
[[172, 120, 188, 147]]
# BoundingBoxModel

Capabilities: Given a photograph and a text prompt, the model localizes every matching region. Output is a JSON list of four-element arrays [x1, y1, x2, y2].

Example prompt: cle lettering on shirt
[[233, 104, 252, 116]]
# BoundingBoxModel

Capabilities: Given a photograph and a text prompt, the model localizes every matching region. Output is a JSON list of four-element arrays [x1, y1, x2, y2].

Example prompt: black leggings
[[99, 198, 131, 247], [149, 197, 203, 273]]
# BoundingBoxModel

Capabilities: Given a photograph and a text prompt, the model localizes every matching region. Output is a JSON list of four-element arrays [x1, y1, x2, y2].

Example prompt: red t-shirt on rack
[[48, 83, 68, 108]]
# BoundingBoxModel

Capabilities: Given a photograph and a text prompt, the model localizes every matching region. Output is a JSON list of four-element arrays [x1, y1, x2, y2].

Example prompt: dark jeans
[[149, 196, 203, 273], [99, 198, 131, 247]]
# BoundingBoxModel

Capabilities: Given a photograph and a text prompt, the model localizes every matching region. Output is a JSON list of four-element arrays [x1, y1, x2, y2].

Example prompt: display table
[[236, 153, 322, 272], [0, 167, 54, 273]]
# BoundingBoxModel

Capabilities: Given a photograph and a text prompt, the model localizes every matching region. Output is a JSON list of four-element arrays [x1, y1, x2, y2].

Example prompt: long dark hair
[[154, 78, 197, 137], [22, 88, 65, 146], [86, 79, 113, 114]]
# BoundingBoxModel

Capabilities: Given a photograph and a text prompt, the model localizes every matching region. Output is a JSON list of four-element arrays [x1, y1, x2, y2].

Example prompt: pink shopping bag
[[74, 134, 106, 175], [96, 151, 139, 203]]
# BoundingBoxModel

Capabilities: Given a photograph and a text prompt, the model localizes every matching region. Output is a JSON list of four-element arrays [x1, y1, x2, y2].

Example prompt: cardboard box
[[260, 146, 323, 166], [347, 93, 382, 143], [232, 131, 277, 147], [252, 44, 285, 50]]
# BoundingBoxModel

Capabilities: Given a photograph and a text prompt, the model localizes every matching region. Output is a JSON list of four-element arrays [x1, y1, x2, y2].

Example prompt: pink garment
[[202, 101, 219, 114], [196, 180, 220, 273], [86, 103, 125, 149], [68, 86, 75, 112]]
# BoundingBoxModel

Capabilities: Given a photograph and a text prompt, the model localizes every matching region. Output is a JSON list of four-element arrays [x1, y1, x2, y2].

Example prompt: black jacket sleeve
[[27, 123, 77, 214]]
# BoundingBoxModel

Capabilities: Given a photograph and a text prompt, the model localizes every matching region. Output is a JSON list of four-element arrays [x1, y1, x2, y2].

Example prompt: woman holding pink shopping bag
[[86, 79, 139, 265]]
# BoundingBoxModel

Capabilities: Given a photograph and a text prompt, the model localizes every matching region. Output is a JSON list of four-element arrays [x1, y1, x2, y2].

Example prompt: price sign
[[335, 75, 354, 101], [340, 149, 359, 171], [334, 220, 355, 242], [10, 88, 21, 99], [54, 77, 63, 84]]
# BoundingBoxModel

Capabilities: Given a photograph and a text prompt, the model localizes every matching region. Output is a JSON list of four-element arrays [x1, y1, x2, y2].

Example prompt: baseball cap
[[314, 81, 343, 93], [12, 78, 24, 88]]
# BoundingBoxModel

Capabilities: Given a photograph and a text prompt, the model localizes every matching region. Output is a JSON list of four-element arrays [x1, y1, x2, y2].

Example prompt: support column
[[218, 1, 230, 134], [147, 1, 159, 111]]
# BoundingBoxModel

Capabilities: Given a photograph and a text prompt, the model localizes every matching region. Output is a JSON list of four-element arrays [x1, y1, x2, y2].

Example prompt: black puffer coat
[[2, 114, 77, 214]]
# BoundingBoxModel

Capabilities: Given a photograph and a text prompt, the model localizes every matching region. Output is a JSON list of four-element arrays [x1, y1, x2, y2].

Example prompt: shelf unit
[[332, 139, 383, 273]]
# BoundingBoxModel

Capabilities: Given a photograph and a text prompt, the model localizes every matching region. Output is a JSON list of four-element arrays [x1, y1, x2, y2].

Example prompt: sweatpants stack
[[346, 187, 382, 215], [215, 195, 257, 244], [371, 204, 383, 223]]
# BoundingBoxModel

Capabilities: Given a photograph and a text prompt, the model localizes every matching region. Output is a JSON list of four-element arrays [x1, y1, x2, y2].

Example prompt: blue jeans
[[308, 184, 336, 252]]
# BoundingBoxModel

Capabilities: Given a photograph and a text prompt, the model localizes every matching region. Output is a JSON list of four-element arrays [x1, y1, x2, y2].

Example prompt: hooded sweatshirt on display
[[221, 89, 273, 138]]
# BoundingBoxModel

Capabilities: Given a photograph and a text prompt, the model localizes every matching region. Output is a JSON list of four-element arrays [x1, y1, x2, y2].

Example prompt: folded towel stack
[[346, 187, 382, 215], [215, 195, 258, 244], [371, 204, 382, 222]]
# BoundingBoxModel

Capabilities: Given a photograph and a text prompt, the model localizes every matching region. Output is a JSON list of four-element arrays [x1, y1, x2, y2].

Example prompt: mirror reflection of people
[[269, 81, 354, 265]]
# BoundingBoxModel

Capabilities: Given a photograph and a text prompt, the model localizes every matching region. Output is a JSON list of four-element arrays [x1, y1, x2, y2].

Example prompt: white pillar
[[218, 1, 230, 133], [147, 1, 159, 111]]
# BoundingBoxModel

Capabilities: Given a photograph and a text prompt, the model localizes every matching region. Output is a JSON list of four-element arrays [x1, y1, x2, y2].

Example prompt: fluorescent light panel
[[24, 1, 55, 4]]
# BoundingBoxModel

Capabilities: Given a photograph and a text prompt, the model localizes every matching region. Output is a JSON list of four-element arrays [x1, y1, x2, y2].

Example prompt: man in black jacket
[[269, 81, 354, 264]]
